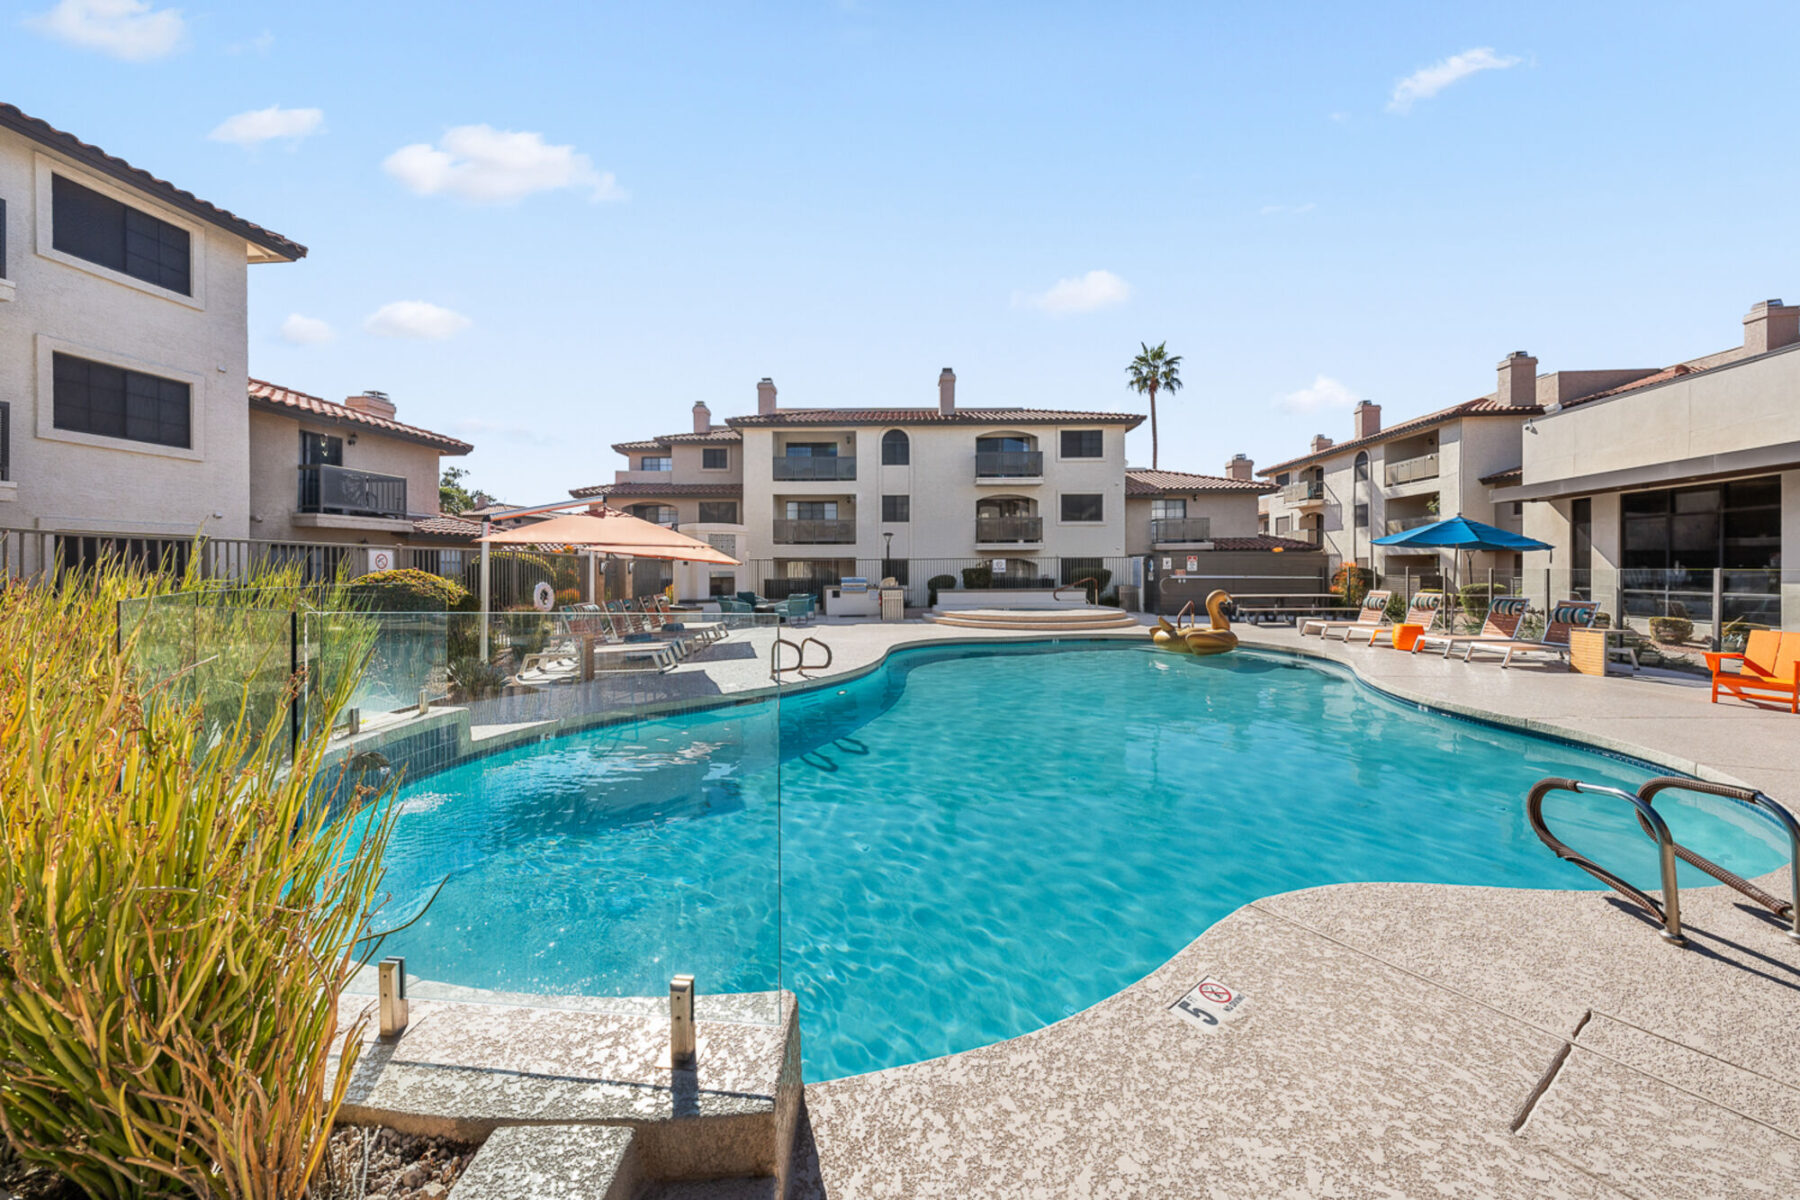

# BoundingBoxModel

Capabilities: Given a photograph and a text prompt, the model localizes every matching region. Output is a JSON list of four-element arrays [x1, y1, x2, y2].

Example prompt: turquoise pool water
[[366, 642, 1787, 1080]]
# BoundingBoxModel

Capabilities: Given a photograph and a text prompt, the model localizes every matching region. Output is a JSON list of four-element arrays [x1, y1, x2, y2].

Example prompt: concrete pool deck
[[340, 618, 1800, 1197]]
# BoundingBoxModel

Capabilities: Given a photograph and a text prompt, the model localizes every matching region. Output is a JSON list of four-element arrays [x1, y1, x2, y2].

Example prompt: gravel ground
[[310, 1127, 479, 1200]]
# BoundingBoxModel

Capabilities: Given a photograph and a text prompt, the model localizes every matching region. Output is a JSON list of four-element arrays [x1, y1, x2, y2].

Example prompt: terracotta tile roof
[[1126, 469, 1276, 496], [727, 407, 1144, 429], [1259, 397, 1541, 476], [568, 481, 744, 500], [1209, 535, 1323, 551], [411, 514, 483, 539], [1479, 465, 1523, 486], [0, 102, 305, 261], [612, 429, 743, 453], [249, 380, 472, 454], [1553, 364, 1695, 410]]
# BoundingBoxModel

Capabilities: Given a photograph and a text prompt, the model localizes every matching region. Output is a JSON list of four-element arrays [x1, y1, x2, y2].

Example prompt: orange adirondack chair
[[1706, 630, 1800, 714]]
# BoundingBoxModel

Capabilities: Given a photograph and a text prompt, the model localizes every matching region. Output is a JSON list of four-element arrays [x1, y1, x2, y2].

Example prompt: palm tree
[[1126, 342, 1183, 469]]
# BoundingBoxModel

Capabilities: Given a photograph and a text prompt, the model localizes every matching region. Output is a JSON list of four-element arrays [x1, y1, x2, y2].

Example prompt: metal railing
[[772, 518, 857, 544], [975, 516, 1043, 543], [1151, 517, 1212, 543], [974, 450, 1043, 478], [1384, 452, 1439, 486], [1384, 514, 1437, 535], [772, 455, 857, 481], [298, 464, 408, 519], [1281, 480, 1324, 503]]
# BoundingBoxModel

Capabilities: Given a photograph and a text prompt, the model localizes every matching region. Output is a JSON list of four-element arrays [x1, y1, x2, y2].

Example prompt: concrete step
[[925, 607, 1139, 631]]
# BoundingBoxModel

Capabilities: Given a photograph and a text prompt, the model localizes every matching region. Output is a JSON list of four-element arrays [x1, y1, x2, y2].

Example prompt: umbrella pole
[[479, 518, 492, 662]]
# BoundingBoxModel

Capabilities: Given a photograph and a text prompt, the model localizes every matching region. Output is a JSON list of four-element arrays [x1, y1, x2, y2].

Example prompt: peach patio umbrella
[[478, 509, 740, 565]]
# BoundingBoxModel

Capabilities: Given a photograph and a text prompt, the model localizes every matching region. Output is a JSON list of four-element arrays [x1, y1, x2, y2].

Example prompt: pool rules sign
[[1170, 977, 1247, 1032]]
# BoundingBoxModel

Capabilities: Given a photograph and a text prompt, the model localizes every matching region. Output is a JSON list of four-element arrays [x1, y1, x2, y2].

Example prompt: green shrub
[[961, 566, 993, 589], [1648, 615, 1694, 644], [0, 566, 396, 1199], [1384, 593, 1408, 621], [448, 655, 509, 700], [345, 567, 469, 612], [503, 605, 551, 657], [927, 574, 956, 605]]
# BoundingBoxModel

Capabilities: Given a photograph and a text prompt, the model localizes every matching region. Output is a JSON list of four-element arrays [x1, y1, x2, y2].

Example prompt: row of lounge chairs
[[522, 598, 730, 676], [1301, 589, 1600, 668]]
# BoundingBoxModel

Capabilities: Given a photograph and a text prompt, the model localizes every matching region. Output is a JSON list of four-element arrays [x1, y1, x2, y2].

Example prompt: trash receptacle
[[1117, 584, 1141, 612], [880, 588, 905, 622]]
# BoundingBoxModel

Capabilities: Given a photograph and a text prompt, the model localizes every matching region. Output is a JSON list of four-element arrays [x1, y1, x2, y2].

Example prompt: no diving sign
[[1170, 976, 1247, 1032]]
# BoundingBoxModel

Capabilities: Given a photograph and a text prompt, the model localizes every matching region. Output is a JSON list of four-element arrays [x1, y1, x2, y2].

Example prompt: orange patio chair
[[1706, 630, 1800, 714]]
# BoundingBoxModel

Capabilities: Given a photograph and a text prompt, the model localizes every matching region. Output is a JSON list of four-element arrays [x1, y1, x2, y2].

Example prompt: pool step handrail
[[1526, 777, 1686, 945], [1635, 777, 1800, 942], [770, 634, 833, 679]]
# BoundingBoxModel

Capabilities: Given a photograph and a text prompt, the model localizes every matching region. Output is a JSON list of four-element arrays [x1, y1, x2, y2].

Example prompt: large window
[[698, 500, 739, 523], [882, 494, 910, 522], [52, 352, 191, 448], [1061, 493, 1103, 522], [702, 447, 729, 469], [1061, 429, 1104, 458], [783, 442, 838, 457], [786, 500, 838, 520], [1621, 478, 1781, 572], [627, 503, 678, 526], [1150, 498, 1186, 521], [881, 429, 910, 465], [52, 175, 191, 294], [640, 455, 672, 471]]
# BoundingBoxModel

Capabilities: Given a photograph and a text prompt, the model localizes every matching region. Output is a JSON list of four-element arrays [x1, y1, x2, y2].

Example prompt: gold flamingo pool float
[[1152, 589, 1239, 656]]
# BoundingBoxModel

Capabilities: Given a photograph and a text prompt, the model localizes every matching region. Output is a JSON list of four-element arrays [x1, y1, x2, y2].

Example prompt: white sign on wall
[[992, 558, 1008, 574], [367, 548, 395, 573]]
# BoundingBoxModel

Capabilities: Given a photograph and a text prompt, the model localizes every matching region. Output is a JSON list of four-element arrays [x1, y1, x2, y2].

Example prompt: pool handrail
[[1526, 776, 1686, 946], [1635, 777, 1800, 942]]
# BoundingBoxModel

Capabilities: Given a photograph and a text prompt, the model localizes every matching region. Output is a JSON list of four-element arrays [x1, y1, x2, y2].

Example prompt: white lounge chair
[[1301, 590, 1392, 640]]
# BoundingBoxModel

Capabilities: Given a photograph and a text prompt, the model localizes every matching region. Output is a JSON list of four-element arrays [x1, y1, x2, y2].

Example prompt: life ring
[[533, 580, 555, 612]]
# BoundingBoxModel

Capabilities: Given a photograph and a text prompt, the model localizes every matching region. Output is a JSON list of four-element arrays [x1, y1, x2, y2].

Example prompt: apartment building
[[1491, 298, 1800, 628], [572, 369, 1144, 599], [1123, 456, 1280, 554], [0, 102, 303, 542]]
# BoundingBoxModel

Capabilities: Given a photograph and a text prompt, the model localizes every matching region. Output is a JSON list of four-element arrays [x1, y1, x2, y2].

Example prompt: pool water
[[365, 642, 1787, 1080]]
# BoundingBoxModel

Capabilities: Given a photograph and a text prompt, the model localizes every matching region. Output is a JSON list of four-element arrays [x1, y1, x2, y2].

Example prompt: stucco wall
[[247, 408, 445, 544], [0, 129, 261, 538], [1123, 492, 1262, 555]]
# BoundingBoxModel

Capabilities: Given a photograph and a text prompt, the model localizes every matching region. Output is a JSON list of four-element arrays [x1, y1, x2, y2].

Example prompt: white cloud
[[364, 301, 471, 341], [382, 125, 625, 204], [1012, 269, 1131, 316], [279, 313, 334, 345], [1387, 48, 1520, 114], [1259, 202, 1316, 216], [209, 106, 324, 148], [1274, 374, 1360, 414], [24, 0, 184, 61], [226, 29, 274, 55]]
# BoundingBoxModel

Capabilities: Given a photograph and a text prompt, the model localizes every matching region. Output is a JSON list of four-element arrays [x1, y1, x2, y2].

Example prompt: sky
[[8, 1, 1800, 503]]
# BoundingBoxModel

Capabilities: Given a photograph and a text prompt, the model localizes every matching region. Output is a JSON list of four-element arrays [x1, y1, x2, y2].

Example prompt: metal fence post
[[668, 974, 696, 1069], [1711, 567, 1724, 651]]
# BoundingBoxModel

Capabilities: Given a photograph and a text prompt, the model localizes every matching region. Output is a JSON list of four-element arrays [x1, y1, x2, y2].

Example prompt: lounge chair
[[604, 605, 696, 660], [779, 595, 813, 625], [1301, 590, 1392, 640], [1413, 596, 1528, 657], [646, 596, 728, 643], [1463, 601, 1598, 668], [717, 597, 754, 616], [1365, 590, 1444, 647], [1705, 630, 1799, 714]]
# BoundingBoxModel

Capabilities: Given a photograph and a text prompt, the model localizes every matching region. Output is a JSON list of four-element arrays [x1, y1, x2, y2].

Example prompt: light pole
[[883, 530, 894, 582]]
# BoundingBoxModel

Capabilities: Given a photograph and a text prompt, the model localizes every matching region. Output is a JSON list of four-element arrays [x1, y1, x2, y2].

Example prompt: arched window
[[1354, 451, 1369, 482], [881, 429, 910, 465], [1353, 452, 1370, 530]]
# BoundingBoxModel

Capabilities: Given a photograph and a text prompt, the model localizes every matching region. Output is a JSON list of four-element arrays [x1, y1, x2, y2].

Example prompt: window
[[628, 503, 678, 525], [1, 197, 7, 279], [301, 431, 343, 466], [52, 175, 191, 294], [0, 401, 9, 482], [881, 429, 910, 465], [977, 435, 1032, 454], [1061, 429, 1104, 458], [709, 574, 737, 597], [1512, 501, 1524, 517], [1275, 516, 1291, 535], [1354, 502, 1369, 528], [640, 455, 672, 471], [698, 500, 739, 523], [783, 442, 838, 457], [1354, 451, 1370, 482], [52, 352, 190, 448], [882, 494, 910, 522], [786, 500, 838, 520], [1275, 472, 1291, 486], [1150, 498, 1186, 521], [702, 447, 729, 470], [1061, 493, 1103, 522]]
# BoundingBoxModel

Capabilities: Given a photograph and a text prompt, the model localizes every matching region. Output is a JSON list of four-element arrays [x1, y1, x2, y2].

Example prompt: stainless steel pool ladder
[[1527, 776, 1800, 947], [770, 634, 833, 680]]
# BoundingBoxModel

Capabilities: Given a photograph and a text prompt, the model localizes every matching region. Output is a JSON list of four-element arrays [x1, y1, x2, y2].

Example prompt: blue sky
[[10, 2, 1800, 502]]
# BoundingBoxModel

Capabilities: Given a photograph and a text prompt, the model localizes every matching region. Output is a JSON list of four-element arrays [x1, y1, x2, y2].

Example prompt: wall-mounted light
[[1524, 419, 1538, 435], [348, 432, 359, 445]]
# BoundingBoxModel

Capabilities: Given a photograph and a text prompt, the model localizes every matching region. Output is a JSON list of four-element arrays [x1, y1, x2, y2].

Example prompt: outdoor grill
[[838, 577, 871, 594]]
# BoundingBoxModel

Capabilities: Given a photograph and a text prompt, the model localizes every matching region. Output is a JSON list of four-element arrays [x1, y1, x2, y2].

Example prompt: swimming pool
[[364, 642, 1787, 1080]]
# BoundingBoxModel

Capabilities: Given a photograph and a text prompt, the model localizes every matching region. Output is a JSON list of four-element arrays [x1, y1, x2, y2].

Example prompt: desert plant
[[1648, 615, 1695, 644], [502, 605, 551, 657], [0, 565, 397, 1199], [927, 574, 956, 605], [447, 654, 509, 700], [344, 568, 469, 612], [1330, 563, 1373, 609], [1125, 340, 1183, 470], [555, 586, 581, 609], [1384, 593, 1408, 621]]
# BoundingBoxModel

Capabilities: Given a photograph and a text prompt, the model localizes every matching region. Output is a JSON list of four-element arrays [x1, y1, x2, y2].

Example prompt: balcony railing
[[1281, 480, 1324, 503], [773, 455, 857, 481], [975, 450, 1044, 478], [1151, 517, 1213, 543], [975, 516, 1043, 544], [1385, 452, 1440, 487], [297, 464, 407, 519], [1385, 514, 1438, 536], [773, 518, 857, 544]]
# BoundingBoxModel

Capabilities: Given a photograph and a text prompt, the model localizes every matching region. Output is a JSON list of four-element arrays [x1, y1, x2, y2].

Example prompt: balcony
[[773, 455, 856, 481], [773, 518, 857, 544], [975, 516, 1044, 544], [975, 450, 1044, 480], [1385, 452, 1440, 487], [1151, 517, 1213, 544], [1385, 513, 1438, 536], [1282, 480, 1325, 505], [297, 464, 407, 519]]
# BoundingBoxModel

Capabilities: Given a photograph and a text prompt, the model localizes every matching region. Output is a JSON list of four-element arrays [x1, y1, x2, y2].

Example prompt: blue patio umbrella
[[1370, 515, 1553, 593]]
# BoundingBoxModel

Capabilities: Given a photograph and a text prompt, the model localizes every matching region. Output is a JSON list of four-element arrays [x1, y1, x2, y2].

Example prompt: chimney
[[757, 377, 777, 416], [344, 389, 396, 420], [938, 367, 956, 413], [1310, 434, 1334, 454], [1496, 351, 1538, 407], [1352, 399, 1381, 439], [1744, 298, 1800, 355], [692, 400, 712, 434], [1225, 453, 1253, 481]]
